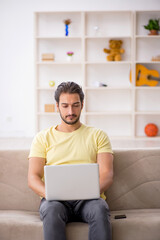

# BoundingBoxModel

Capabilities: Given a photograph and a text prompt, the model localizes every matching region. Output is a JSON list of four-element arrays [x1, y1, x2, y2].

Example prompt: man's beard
[[59, 112, 81, 125]]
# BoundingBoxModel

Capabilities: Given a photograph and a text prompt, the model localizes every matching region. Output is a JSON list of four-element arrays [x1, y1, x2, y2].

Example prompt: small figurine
[[93, 26, 100, 36], [49, 81, 55, 87], [93, 81, 107, 87]]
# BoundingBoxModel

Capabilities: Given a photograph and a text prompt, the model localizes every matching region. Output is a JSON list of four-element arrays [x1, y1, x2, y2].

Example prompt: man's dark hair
[[54, 82, 84, 104]]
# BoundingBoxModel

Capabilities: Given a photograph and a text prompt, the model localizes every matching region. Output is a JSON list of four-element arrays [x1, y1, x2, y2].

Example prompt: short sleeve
[[28, 132, 47, 159], [97, 130, 113, 154]]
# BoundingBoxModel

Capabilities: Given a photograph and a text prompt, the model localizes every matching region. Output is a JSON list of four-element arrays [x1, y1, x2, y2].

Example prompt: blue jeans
[[39, 198, 111, 240]]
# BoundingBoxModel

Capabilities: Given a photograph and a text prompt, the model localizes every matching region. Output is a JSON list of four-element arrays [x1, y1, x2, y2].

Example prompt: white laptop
[[44, 163, 100, 201]]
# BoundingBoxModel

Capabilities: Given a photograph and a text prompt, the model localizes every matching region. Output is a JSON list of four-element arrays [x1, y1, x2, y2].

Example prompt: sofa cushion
[[1, 149, 160, 212], [0, 210, 43, 240], [111, 209, 160, 240], [0, 150, 40, 211], [0, 210, 89, 240], [1, 209, 160, 240], [106, 149, 160, 210]]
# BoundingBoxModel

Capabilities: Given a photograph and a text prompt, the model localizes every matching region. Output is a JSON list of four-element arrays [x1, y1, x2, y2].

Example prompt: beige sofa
[[0, 149, 160, 240]]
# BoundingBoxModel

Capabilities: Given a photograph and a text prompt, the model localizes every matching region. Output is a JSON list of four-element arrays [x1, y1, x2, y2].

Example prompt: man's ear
[[56, 102, 59, 112], [81, 101, 84, 111]]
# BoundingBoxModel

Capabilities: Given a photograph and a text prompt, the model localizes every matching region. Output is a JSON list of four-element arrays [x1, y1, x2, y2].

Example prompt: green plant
[[144, 19, 160, 31]]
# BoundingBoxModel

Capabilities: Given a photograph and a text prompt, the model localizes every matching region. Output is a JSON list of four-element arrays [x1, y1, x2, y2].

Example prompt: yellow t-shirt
[[29, 124, 113, 199]]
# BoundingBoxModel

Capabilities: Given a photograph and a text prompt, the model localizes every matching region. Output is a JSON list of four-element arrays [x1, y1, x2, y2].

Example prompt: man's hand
[[97, 152, 113, 194], [28, 157, 46, 198]]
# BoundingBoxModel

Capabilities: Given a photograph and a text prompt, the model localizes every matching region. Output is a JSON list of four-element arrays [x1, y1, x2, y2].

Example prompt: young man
[[28, 81, 113, 240]]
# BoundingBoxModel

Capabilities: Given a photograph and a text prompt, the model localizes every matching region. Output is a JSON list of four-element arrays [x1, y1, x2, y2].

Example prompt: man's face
[[56, 93, 83, 125]]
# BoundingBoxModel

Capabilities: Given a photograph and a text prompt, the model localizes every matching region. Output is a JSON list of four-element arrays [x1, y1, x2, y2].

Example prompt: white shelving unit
[[34, 11, 160, 139], [134, 10, 160, 138]]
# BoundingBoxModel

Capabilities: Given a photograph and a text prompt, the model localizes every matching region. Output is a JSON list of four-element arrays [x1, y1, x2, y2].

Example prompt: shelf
[[35, 11, 160, 138], [85, 111, 132, 115], [135, 61, 160, 64], [37, 112, 58, 116], [35, 11, 82, 14], [135, 112, 160, 115], [37, 87, 56, 90], [135, 86, 160, 90], [85, 61, 132, 64], [37, 62, 82, 65], [86, 37, 131, 62], [85, 86, 132, 90], [85, 36, 132, 39], [136, 37, 160, 62], [135, 35, 160, 38], [36, 36, 81, 39], [110, 135, 160, 140], [134, 136, 160, 140], [85, 11, 132, 37]]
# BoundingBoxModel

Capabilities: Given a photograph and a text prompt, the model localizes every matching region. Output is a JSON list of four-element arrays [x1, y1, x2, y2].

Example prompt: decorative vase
[[65, 24, 69, 36], [66, 55, 72, 62]]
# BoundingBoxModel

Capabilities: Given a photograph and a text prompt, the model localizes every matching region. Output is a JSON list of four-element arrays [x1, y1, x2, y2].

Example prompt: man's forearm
[[28, 175, 45, 198], [99, 172, 113, 194], [97, 152, 114, 194]]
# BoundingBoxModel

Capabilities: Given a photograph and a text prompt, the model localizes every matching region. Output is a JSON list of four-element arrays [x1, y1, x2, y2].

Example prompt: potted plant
[[144, 19, 160, 35], [66, 51, 74, 61]]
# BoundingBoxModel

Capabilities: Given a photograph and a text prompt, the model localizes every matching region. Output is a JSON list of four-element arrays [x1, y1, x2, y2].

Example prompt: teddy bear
[[103, 40, 125, 61]]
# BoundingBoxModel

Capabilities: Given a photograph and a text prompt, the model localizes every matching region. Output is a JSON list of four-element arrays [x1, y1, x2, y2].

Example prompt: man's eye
[[63, 105, 68, 108], [74, 104, 80, 107]]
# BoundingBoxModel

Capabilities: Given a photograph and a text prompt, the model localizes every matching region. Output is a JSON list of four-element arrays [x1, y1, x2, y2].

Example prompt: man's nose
[[68, 106, 74, 115]]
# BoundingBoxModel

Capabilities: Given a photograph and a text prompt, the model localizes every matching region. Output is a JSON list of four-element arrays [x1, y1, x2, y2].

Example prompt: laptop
[[44, 163, 100, 201]]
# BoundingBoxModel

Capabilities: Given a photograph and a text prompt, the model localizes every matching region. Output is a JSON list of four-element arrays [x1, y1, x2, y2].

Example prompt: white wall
[[0, 0, 160, 137]]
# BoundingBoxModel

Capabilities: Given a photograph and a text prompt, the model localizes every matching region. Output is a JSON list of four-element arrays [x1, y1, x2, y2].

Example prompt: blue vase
[[65, 24, 69, 36]]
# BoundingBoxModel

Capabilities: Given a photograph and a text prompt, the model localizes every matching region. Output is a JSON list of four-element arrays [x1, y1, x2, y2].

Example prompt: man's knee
[[83, 199, 110, 221], [39, 200, 68, 222], [93, 199, 109, 217]]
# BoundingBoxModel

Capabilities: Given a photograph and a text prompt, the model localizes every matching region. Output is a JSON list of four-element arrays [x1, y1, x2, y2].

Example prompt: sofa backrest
[[0, 150, 40, 211], [0, 149, 160, 211], [106, 149, 160, 211]]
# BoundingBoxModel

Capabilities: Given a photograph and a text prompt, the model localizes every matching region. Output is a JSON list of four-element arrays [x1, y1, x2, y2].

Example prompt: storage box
[[42, 53, 54, 61], [44, 104, 55, 112]]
